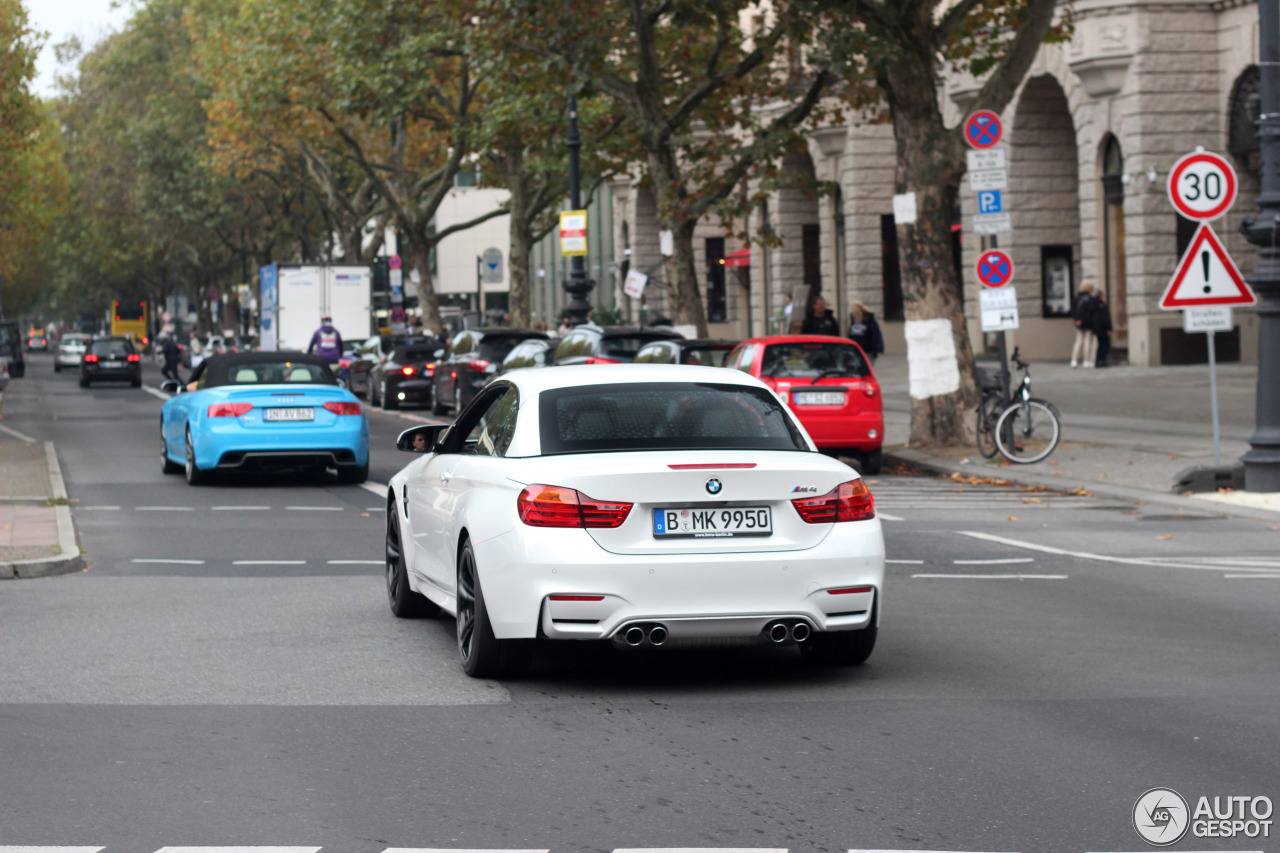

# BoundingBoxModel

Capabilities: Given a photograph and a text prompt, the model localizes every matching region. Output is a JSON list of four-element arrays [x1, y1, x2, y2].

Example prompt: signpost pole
[[476, 255, 484, 316], [561, 93, 594, 326], [1208, 330, 1222, 467]]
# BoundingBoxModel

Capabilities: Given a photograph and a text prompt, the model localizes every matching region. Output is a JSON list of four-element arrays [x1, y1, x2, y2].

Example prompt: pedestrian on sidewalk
[[1070, 282, 1097, 368], [801, 296, 841, 336], [847, 301, 885, 363], [1092, 292, 1113, 367], [160, 334, 183, 383]]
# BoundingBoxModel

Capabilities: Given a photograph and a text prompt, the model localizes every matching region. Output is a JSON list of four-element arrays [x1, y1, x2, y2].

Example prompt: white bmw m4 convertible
[[384, 364, 885, 678]]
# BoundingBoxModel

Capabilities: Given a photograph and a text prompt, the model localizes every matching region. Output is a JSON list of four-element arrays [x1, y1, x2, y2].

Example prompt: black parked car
[[0, 322, 25, 378], [347, 334, 431, 398], [632, 338, 738, 367], [369, 343, 445, 410], [80, 336, 142, 388], [432, 328, 549, 415], [497, 338, 554, 374], [551, 324, 684, 366]]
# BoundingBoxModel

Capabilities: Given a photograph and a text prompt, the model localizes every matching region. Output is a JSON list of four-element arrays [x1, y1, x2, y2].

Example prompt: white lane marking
[[850, 850, 1021, 853], [328, 559, 383, 565], [131, 559, 206, 565], [232, 560, 307, 565], [212, 505, 272, 511], [0, 847, 105, 852], [617, 849, 786, 853], [956, 531, 1280, 573], [360, 481, 388, 496], [384, 850, 547, 853], [79, 506, 121, 511], [142, 385, 170, 402], [886, 559, 925, 564], [155, 848, 321, 853], [912, 573, 1067, 580], [366, 506, 383, 512], [1224, 573, 1280, 579], [954, 558, 1035, 565], [285, 506, 343, 511], [1138, 556, 1280, 568], [877, 512, 905, 521], [0, 423, 37, 443], [136, 506, 194, 511]]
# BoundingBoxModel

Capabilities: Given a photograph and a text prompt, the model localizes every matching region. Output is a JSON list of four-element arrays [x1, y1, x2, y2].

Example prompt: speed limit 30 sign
[[1167, 150, 1237, 221]]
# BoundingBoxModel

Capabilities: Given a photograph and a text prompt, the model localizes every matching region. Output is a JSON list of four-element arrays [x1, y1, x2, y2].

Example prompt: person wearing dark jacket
[[307, 314, 344, 364], [1092, 292, 1113, 367], [160, 334, 183, 383], [1070, 282, 1097, 368], [801, 297, 841, 336], [847, 301, 885, 362]]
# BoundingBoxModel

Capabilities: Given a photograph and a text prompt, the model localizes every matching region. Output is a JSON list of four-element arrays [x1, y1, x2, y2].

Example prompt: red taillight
[[862, 383, 877, 398], [667, 463, 758, 470], [548, 595, 605, 602], [517, 484, 633, 528], [126, 354, 141, 362], [208, 403, 253, 418], [584, 356, 621, 365], [338, 358, 352, 368], [84, 354, 99, 363], [323, 401, 362, 416], [828, 586, 874, 595], [467, 358, 491, 372], [425, 362, 436, 370], [792, 479, 875, 523], [402, 366, 415, 376]]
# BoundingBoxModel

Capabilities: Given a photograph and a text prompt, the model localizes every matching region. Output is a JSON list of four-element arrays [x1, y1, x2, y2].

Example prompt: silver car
[[54, 334, 92, 372]]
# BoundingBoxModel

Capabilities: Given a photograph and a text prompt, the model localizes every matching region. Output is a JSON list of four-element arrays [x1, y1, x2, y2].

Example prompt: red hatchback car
[[725, 335, 883, 473]]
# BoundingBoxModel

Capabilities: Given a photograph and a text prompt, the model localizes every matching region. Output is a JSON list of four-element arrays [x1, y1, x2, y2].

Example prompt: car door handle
[[440, 472, 452, 484]]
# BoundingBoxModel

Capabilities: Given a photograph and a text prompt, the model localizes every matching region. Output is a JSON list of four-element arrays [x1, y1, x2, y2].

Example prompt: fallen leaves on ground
[[1061, 487, 1094, 496], [1021, 497, 1042, 504], [949, 472, 1012, 486], [1007, 516, 1018, 521], [1155, 535, 1175, 540], [1218, 487, 1235, 493]]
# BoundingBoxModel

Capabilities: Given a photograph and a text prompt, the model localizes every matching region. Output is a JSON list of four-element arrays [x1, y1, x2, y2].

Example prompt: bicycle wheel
[[975, 392, 1002, 459], [994, 398, 1061, 464]]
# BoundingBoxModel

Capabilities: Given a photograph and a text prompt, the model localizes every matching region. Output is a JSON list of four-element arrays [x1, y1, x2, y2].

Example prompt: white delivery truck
[[259, 265, 372, 352]]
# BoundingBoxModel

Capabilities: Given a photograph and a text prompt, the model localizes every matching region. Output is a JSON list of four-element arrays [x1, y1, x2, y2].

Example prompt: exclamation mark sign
[[1202, 250, 1212, 293]]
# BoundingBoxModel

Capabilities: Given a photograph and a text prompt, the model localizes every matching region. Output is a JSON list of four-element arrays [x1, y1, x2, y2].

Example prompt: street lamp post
[[561, 93, 594, 326], [1240, 0, 1280, 491]]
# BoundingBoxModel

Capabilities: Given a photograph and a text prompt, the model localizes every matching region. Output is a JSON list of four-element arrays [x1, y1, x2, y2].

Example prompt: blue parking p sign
[[978, 190, 1003, 214]]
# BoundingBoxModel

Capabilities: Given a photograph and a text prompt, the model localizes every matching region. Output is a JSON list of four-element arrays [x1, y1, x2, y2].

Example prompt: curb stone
[[883, 447, 1280, 524], [0, 441, 84, 580]]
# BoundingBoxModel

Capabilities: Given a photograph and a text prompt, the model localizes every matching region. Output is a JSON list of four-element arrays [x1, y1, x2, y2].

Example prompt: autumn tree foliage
[[814, 0, 1065, 446]]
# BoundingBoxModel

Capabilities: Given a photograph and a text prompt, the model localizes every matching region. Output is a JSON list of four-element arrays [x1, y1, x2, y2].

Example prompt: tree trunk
[[504, 148, 533, 328], [407, 239, 443, 333], [649, 146, 708, 335]]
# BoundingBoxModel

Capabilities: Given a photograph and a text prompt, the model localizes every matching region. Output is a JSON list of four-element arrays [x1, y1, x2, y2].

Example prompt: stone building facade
[[611, 0, 1266, 365]]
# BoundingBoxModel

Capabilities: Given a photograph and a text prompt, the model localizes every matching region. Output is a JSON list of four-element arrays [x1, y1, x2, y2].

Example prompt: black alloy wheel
[[184, 429, 213, 485], [160, 420, 181, 474], [386, 507, 437, 617], [456, 539, 532, 678]]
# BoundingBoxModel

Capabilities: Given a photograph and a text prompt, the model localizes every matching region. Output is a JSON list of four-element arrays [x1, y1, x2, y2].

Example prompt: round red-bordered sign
[[1167, 151, 1237, 221], [976, 250, 1014, 287], [964, 110, 1003, 149]]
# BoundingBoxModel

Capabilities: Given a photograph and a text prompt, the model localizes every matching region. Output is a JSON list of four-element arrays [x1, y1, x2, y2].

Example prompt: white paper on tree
[[892, 192, 917, 225], [623, 269, 648, 299], [659, 230, 674, 256], [904, 318, 962, 400]]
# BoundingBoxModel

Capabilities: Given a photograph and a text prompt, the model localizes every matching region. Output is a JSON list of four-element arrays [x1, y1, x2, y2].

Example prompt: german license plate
[[653, 507, 772, 538], [266, 407, 315, 422], [794, 390, 845, 406]]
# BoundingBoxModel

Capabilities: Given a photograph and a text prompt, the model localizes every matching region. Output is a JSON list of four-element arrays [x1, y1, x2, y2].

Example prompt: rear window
[[761, 342, 869, 379], [89, 339, 134, 356], [684, 346, 732, 366], [211, 360, 336, 387], [396, 346, 441, 362], [479, 337, 522, 362], [601, 335, 673, 360], [538, 382, 808, 455]]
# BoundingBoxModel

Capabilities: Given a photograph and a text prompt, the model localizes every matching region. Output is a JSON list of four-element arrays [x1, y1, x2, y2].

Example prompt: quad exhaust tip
[[622, 623, 669, 647], [648, 625, 668, 646], [624, 626, 646, 646]]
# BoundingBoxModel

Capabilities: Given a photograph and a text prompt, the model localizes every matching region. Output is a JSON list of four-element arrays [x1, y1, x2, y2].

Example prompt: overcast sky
[[29, 0, 134, 97]]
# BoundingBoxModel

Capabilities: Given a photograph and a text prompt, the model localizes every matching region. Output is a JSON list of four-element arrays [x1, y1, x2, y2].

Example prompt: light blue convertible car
[[160, 352, 370, 485]]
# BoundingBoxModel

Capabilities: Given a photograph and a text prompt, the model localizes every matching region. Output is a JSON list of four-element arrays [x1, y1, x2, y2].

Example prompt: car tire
[[338, 462, 369, 485], [184, 429, 213, 486], [860, 449, 883, 476], [160, 422, 182, 474], [370, 378, 381, 408], [455, 385, 463, 414], [431, 384, 448, 416], [800, 602, 877, 666], [54, 364, 61, 373], [386, 508, 438, 618], [79, 377, 89, 388], [382, 381, 399, 410], [456, 539, 533, 679], [131, 377, 142, 388]]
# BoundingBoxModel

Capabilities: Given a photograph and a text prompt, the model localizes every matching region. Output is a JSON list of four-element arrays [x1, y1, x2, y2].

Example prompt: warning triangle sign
[[1159, 223, 1257, 309]]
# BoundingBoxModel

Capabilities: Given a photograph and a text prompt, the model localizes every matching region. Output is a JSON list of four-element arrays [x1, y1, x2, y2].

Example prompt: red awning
[[722, 247, 751, 268]]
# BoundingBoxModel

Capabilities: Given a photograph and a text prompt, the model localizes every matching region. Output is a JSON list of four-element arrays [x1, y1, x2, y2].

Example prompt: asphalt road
[[2, 352, 1278, 853]]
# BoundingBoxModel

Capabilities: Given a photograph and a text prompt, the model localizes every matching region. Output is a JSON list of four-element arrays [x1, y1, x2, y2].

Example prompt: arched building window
[[1099, 135, 1128, 343]]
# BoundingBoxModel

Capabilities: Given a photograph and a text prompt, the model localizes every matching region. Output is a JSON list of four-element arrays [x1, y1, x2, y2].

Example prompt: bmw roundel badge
[[705, 477, 723, 495]]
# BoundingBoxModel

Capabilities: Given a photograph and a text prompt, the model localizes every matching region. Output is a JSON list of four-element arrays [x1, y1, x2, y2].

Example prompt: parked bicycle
[[975, 348, 1062, 464]]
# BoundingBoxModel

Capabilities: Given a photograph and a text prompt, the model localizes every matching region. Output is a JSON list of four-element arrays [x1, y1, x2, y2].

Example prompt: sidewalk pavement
[[873, 353, 1280, 522], [0, 428, 83, 579]]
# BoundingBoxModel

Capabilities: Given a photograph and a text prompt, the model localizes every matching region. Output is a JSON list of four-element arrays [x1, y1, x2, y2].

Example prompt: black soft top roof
[[199, 351, 337, 387]]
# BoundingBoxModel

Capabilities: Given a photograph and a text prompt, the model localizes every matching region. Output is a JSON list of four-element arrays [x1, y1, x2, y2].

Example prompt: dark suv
[[80, 336, 142, 387], [0, 322, 25, 378], [432, 328, 549, 415], [551, 324, 684, 366]]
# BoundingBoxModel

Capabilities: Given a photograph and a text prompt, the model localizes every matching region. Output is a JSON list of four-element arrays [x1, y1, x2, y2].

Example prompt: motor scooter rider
[[307, 314, 344, 365]]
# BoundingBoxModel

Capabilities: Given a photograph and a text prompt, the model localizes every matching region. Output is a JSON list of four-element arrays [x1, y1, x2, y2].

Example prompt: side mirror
[[160, 380, 181, 394], [397, 424, 447, 453]]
